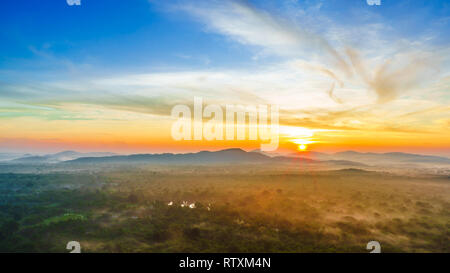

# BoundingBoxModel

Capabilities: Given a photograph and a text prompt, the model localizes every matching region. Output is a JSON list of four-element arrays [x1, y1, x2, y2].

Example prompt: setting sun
[[298, 144, 307, 151]]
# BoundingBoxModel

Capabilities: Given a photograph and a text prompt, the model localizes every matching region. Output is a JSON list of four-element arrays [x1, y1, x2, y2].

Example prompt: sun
[[298, 144, 307, 151]]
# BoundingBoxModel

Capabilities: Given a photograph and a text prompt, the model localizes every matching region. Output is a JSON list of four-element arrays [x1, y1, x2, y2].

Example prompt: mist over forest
[[0, 149, 448, 253]]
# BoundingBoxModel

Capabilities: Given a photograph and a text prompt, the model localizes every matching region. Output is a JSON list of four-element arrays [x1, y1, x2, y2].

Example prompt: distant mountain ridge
[[64, 148, 370, 168], [11, 151, 116, 163], [0, 153, 31, 162], [67, 148, 273, 164], [8, 149, 449, 166], [290, 150, 450, 165]]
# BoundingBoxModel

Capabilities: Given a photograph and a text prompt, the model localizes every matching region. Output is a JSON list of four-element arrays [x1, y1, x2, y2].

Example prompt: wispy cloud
[[167, 0, 448, 105], [172, 0, 352, 74]]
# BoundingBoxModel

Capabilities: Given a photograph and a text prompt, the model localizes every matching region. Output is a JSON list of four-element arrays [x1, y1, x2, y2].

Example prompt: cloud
[[163, 0, 449, 110], [172, 0, 352, 74], [1, 0, 448, 141], [1, 58, 447, 136], [326, 82, 343, 104], [346, 48, 441, 103]]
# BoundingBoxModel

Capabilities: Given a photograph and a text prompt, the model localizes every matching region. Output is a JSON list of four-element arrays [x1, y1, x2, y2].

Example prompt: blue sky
[[0, 0, 253, 78], [1, 0, 449, 79]]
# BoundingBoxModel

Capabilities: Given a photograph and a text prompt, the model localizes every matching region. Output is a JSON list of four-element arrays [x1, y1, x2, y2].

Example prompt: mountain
[[0, 153, 30, 162], [332, 151, 450, 164], [295, 150, 450, 165], [9, 149, 446, 167], [11, 151, 117, 163], [285, 151, 331, 159], [249, 149, 281, 157], [67, 148, 273, 164], [65, 148, 370, 168]]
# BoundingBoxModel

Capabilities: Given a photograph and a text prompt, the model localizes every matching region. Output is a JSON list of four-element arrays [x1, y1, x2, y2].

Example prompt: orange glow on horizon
[[0, 116, 449, 156]]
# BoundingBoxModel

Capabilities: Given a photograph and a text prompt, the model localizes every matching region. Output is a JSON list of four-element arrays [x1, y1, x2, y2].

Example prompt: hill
[[12, 151, 116, 163]]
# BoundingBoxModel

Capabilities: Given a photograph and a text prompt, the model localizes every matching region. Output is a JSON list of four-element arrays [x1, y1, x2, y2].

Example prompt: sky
[[0, 0, 449, 155]]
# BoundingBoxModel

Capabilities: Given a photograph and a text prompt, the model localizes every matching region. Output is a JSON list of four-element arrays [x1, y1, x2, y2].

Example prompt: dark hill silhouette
[[67, 148, 274, 164], [291, 150, 450, 165], [9, 148, 447, 166], [64, 148, 370, 167], [12, 151, 116, 163]]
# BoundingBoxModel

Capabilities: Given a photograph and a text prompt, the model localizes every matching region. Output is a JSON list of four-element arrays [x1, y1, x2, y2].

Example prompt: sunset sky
[[0, 0, 449, 155]]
